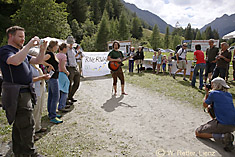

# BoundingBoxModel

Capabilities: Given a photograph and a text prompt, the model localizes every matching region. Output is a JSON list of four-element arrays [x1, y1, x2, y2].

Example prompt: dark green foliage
[[164, 26, 170, 48], [118, 12, 130, 40], [131, 17, 143, 39], [11, 0, 71, 41], [95, 10, 110, 51], [67, 0, 88, 23], [150, 24, 161, 50]]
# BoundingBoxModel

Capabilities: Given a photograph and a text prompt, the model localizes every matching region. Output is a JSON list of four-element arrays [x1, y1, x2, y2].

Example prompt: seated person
[[195, 77, 235, 151]]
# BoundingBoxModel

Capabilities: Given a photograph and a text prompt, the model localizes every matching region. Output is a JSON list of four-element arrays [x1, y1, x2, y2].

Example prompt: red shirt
[[194, 50, 206, 64]]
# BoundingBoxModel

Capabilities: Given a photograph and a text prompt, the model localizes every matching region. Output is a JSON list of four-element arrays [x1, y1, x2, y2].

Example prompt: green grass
[[144, 51, 195, 60], [123, 64, 235, 109]]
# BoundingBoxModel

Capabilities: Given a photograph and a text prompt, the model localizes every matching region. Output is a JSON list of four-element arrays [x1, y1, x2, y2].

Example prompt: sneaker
[[183, 78, 187, 81], [173, 74, 175, 79], [69, 98, 77, 102], [199, 87, 203, 90], [35, 127, 47, 133], [56, 114, 62, 118], [223, 133, 234, 152], [50, 117, 63, 124], [65, 105, 70, 109], [66, 101, 73, 106], [58, 108, 70, 113]]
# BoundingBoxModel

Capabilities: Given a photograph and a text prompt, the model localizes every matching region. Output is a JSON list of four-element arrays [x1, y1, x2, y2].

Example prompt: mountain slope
[[200, 14, 235, 37], [121, 0, 174, 33]]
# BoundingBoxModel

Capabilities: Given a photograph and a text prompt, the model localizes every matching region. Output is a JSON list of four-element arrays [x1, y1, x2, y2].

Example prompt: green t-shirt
[[108, 50, 124, 59], [206, 46, 219, 63]]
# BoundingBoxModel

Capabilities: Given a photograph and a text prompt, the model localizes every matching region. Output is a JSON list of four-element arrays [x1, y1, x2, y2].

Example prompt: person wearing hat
[[135, 46, 144, 73], [66, 36, 80, 103], [173, 43, 188, 81], [195, 77, 235, 152]]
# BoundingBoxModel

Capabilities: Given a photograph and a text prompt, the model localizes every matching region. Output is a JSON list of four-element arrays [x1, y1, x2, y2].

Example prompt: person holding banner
[[107, 41, 127, 96]]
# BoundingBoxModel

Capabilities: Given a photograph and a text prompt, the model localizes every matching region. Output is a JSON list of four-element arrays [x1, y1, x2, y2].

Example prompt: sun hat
[[66, 36, 75, 44], [212, 77, 230, 89]]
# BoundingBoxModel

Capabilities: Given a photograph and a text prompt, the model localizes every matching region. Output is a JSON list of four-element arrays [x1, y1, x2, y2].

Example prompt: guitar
[[108, 53, 137, 71]]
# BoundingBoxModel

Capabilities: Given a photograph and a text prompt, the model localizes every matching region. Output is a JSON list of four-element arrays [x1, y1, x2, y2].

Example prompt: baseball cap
[[212, 77, 230, 89], [66, 36, 75, 44]]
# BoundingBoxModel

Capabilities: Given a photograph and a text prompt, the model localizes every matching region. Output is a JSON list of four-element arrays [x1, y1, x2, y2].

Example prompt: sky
[[124, 0, 235, 29]]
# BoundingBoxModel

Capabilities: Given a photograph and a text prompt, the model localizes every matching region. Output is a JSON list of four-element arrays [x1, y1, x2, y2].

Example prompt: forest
[[0, 0, 223, 51]]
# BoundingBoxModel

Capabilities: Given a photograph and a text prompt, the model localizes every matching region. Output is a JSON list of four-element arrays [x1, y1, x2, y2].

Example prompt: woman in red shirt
[[191, 44, 206, 90]]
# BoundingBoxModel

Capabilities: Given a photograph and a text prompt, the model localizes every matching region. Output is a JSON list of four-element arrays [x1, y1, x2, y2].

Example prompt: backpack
[[172, 45, 183, 60]]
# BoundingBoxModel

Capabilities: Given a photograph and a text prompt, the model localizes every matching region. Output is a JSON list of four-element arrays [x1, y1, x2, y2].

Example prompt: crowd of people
[[0, 25, 235, 156], [0, 26, 83, 157]]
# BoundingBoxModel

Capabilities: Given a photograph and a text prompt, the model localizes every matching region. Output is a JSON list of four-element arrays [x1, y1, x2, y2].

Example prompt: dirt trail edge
[[2, 76, 235, 157]]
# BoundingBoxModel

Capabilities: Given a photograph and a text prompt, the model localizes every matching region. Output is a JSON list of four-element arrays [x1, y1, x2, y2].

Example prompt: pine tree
[[12, 0, 71, 40], [213, 29, 219, 40], [118, 12, 130, 40], [67, 0, 88, 23], [205, 26, 214, 39], [150, 24, 161, 50], [111, 0, 122, 19], [131, 17, 143, 39], [109, 18, 119, 41], [184, 23, 193, 40], [195, 30, 202, 40], [164, 26, 170, 48], [95, 10, 110, 51], [171, 35, 181, 49], [105, 0, 114, 20], [71, 19, 83, 43], [91, 0, 102, 25]]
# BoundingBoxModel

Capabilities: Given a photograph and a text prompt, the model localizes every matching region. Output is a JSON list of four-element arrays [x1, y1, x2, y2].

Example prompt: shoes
[[172, 74, 175, 79], [34, 135, 40, 141], [58, 108, 70, 113], [223, 133, 234, 152], [35, 128, 47, 134], [183, 78, 187, 81], [50, 117, 63, 124], [0, 104, 2, 107], [65, 105, 71, 109], [199, 87, 203, 90], [69, 98, 77, 102], [56, 114, 62, 118], [66, 101, 73, 106], [32, 152, 44, 157]]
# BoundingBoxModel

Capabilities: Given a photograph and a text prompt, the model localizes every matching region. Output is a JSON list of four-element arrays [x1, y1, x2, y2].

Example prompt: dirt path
[[72, 76, 235, 157], [1, 76, 235, 157]]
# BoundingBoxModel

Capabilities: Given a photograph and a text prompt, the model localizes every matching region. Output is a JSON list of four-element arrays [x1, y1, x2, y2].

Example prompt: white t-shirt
[[177, 48, 187, 59], [67, 48, 77, 67]]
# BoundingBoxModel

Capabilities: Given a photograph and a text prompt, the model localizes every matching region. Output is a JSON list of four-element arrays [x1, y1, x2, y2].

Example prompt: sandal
[[122, 92, 128, 95]]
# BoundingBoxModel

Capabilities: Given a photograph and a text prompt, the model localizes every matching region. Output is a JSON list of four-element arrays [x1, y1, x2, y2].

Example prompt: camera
[[205, 83, 212, 90], [39, 39, 44, 45]]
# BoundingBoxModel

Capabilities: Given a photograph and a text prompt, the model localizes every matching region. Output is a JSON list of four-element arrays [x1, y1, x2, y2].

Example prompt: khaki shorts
[[196, 119, 235, 134], [135, 59, 143, 65], [177, 60, 187, 69]]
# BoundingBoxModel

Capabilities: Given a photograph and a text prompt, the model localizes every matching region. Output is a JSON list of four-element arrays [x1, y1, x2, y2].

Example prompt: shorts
[[168, 64, 172, 66], [135, 59, 143, 65], [177, 60, 187, 69], [196, 119, 235, 134], [205, 62, 216, 77]]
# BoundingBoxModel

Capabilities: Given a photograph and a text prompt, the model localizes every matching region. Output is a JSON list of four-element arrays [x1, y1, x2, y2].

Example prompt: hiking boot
[[183, 78, 187, 81], [173, 74, 175, 79], [223, 133, 234, 152], [35, 128, 47, 134], [65, 105, 70, 109], [50, 117, 63, 124]]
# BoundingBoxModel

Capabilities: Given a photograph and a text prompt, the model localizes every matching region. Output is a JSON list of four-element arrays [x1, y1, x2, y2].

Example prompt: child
[[152, 51, 157, 74], [156, 50, 162, 74], [162, 55, 167, 75], [168, 52, 173, 76], [56, 43, 70, 112]]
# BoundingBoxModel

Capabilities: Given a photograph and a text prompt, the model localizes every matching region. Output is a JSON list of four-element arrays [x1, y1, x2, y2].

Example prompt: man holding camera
[[211, 42, 231, 80], [195, 77, 235, 152]]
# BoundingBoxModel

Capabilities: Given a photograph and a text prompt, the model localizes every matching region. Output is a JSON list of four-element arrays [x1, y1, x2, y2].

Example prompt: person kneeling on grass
[[195, 77, 235, 152]]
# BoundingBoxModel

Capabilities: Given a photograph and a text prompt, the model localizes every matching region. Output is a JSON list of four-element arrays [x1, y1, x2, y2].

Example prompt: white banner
[[82, 52, 110, 77]]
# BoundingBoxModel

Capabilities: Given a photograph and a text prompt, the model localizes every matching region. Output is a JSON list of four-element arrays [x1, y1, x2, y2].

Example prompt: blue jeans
[[191, 63, 206, 88], [129, 60, 134, 72], [58, 91, 68, 110], [47, 78, 59, 119]]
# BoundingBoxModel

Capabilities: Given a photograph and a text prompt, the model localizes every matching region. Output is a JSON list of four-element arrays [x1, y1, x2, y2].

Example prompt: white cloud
[[124, 0, 235, 28]]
